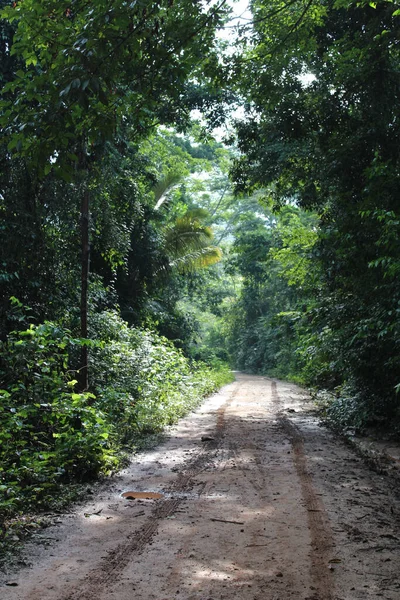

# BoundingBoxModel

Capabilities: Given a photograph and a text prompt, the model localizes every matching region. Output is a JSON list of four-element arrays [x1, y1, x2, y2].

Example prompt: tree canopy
[[227, 0, 400, 426]]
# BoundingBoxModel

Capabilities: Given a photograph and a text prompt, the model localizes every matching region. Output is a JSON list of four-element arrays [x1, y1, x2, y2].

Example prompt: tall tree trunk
[[79, 183, 90, 391]]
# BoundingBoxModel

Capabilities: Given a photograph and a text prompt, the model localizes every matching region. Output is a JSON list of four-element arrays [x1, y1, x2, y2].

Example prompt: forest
[[1, 0, 400, 552]]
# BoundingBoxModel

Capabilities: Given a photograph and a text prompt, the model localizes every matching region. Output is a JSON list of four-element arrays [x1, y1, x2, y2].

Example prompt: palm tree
[[153, 172, 223, 273], [164, 208, 222, 272]]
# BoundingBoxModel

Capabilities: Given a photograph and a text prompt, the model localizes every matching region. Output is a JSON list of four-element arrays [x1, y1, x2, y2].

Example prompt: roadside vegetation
[[222, 0, 400, 436], [0, 307, 231, 555]]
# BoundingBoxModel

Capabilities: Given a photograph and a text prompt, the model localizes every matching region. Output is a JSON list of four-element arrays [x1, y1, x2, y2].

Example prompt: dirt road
[[1, 374, 400, 599]]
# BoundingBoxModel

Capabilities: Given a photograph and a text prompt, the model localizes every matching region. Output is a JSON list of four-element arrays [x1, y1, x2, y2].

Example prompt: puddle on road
[[121, 491, 164, 500], [121, 490, 224, 501]]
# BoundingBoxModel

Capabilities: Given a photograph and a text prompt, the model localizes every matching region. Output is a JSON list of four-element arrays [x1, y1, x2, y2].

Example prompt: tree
[[1, 0, 229, 388], [229, 0, 400, 418]]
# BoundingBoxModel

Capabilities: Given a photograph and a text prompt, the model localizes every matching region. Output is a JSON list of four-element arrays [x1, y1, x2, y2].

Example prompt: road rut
[[1, 374, 400, 599]]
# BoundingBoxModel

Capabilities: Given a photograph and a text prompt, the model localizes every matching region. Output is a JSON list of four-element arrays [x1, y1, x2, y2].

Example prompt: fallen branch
[[210, 518, 245, 525]]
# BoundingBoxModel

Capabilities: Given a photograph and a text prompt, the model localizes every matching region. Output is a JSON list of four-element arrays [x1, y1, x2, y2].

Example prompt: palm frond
[[169, 246, 223, 273], [164, 210, 215, 259], [153, 171, 182, 210]]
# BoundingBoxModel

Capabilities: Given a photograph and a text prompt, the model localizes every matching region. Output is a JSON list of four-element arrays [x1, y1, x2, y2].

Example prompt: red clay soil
[[1, 374, 400, 599]]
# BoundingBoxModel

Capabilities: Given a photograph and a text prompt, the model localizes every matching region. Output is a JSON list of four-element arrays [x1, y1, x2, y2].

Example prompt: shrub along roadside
[[0, 311, 233, 557]]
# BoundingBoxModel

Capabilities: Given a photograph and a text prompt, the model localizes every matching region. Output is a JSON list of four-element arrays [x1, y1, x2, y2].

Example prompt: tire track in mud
[[271, 380, 335, 600], [62, 386, 238, 600], [164, 385, 241, 594], [6, 375, 400, 600]]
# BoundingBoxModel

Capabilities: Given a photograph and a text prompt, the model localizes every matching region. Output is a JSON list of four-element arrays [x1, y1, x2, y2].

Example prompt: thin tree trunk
[[79, 184, 90, 391]]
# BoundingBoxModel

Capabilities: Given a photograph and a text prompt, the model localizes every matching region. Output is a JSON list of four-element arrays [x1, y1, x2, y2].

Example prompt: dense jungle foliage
[[225, 0, 400, 433], [0, 0, 234, 548], [1, 0, 400, 554]]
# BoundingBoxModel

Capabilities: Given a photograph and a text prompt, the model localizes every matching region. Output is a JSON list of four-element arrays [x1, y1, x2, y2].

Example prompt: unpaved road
[[1, 374, 400, 599]]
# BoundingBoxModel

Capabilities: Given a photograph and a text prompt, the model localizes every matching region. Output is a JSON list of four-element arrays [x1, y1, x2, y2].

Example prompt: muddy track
[[272, 380, 334, 600], [62, 393, 235, 600], [2, 374, 400, 600]]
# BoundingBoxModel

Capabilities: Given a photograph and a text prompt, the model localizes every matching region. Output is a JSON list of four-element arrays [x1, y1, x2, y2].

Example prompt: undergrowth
[[0, 310, 233, 559], [312, 384, 400, 438]]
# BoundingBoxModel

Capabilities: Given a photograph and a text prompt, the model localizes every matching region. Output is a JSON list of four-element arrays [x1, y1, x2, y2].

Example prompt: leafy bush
[[89, 310, 233, 438], [314, 382, 400, 434], [0, 310, 233, 541], [0, 323, 115, 525]]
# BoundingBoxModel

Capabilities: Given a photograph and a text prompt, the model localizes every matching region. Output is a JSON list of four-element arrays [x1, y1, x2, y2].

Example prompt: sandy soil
[[1, 373, 400, 600]]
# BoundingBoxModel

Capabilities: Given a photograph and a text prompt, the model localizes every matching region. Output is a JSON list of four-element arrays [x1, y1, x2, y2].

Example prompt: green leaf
[[59, 83, 72, 97], [26, 56, 38, 67]]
